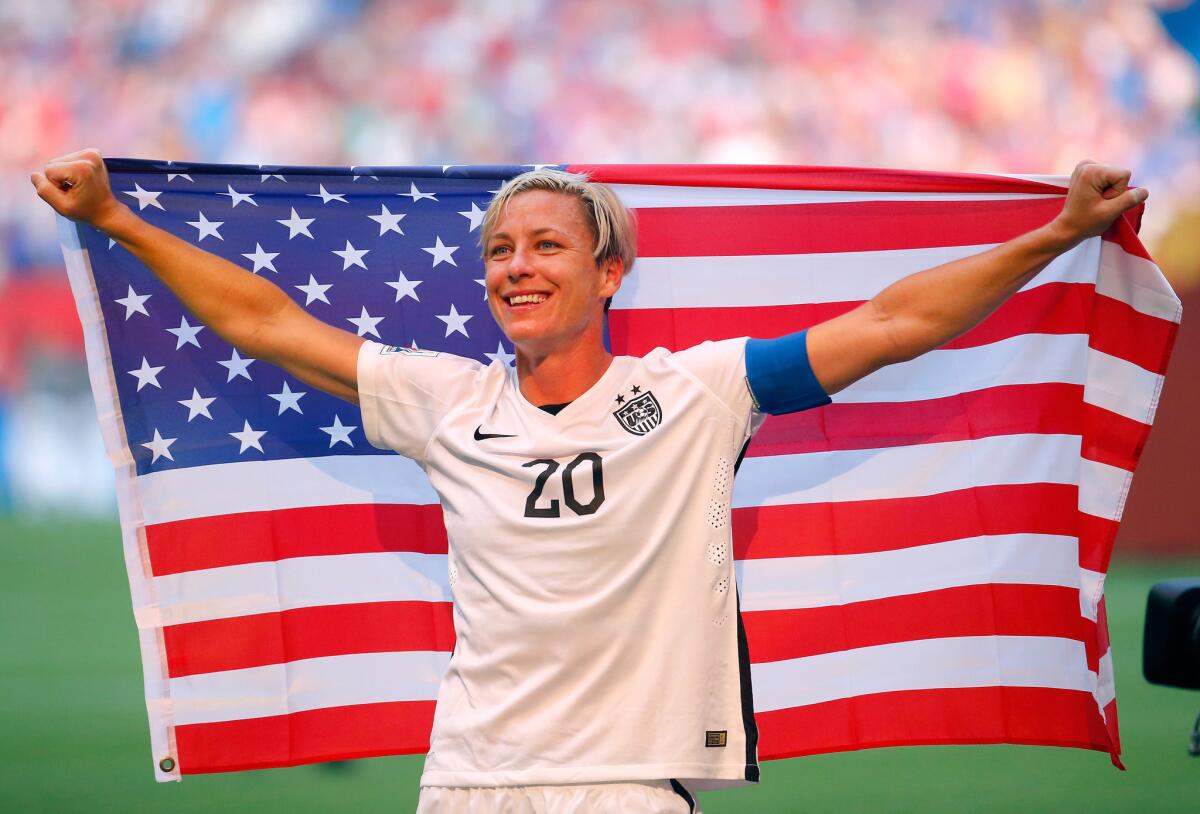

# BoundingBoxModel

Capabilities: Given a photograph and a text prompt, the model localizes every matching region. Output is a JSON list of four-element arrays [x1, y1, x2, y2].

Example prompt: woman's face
[[484, 189, 622, 356]]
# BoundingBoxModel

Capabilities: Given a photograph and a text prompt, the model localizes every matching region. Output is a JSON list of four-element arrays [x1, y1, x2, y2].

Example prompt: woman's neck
[[515, 336, 613, 406]]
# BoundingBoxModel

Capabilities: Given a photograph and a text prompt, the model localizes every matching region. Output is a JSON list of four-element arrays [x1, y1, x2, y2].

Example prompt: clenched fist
[[31, 148, 127, 231], [1050, 160, 1148, 246]]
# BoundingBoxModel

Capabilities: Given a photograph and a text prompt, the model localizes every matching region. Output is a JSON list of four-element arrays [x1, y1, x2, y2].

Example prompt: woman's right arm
[[32, 149, 363, 404]]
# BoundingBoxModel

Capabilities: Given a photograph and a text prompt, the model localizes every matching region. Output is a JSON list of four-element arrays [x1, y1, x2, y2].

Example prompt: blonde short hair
[[480, 169, 637, 275]]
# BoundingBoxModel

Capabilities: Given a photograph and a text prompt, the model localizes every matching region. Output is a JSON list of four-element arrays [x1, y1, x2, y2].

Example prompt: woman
[[34, 152, 1145, 813]]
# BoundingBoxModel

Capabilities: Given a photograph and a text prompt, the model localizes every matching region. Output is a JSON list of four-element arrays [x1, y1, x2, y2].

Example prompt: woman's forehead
[[493, 189, 590, 236]]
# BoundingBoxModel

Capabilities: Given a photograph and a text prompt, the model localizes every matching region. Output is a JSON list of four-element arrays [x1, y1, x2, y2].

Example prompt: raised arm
[[806, 160, 1148, 395], [32, 149, 363, 404]]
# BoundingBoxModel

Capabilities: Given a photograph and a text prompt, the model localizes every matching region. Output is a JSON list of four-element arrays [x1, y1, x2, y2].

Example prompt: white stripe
[[168, 650, 449, 725], [1079, 569, 1105, 622], [836, 333, 1086, 404], [141, 433, 1084, 522], [137, 454, 438, 524], [1079, 458, 1130, 522], [1097, 240, 1182, 323], [613, 184, 1063, 208], [1084, 348, 1164, 424], [1095, 649, 1117, 712], [736, 534, 1079, 613], [734, 433, 1081, 509], [59, 217, 179, 781], [613, 241, 1094, 310], [751, 635, 1091, 712], [153, 552, 450, 627]]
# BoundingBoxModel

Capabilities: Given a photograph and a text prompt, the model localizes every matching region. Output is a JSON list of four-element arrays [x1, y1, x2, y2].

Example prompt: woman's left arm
[[806, 160, 1148, 395]]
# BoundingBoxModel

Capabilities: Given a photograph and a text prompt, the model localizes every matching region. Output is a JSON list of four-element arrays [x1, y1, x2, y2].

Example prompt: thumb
[[1122, 187, 1149, 208], [30, 172, 65, 206]]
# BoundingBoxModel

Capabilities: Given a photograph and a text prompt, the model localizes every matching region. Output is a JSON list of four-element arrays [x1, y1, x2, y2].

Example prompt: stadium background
[[1, 0, 1198, 810]]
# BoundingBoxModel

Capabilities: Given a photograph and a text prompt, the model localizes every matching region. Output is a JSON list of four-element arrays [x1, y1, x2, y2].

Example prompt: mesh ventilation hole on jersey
[[448, 564, 458, 587], [713, 456, 732, 496], [714, 577, 728, 594], [714, 614, 729, 627], [707, 498, 729, 529], [707, 540, 728, 567]]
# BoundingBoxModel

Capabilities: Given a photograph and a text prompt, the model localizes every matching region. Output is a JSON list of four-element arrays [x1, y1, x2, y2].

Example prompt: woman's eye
[[489, 245, 510, 257], [539, 240, 558, 249]]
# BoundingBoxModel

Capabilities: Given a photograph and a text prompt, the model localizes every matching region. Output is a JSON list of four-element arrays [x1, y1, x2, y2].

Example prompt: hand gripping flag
[[57, 160, 1179, 780]]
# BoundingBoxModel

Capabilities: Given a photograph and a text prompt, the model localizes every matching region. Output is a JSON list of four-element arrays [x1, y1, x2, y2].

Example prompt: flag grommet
[[159, 757, 176, 772]]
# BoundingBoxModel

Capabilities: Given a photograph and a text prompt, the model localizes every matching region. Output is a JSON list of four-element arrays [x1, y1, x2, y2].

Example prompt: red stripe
[[755, 686, 1112, 761], [733, 483, 1080, 559], [612, 283, 1173, 374], [147, 503, 447, 576], [743, 584, 1086, 664], [1077, 511, 1119, 574], [175, 700, 435, 774], [625, 196, 1146, 260], [163, 601, 455, 678], [634, 198, 1065, 257], [570, 164, 1069, 195], [748, 383, 1085, 457], [1082, 402, 1150, 472]]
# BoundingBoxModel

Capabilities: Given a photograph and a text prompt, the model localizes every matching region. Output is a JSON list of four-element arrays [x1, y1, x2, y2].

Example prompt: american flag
[[58, 160, 1178, 781]]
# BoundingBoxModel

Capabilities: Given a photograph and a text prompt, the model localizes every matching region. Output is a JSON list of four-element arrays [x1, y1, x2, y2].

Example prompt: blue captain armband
[[744, 330, 833, 415]]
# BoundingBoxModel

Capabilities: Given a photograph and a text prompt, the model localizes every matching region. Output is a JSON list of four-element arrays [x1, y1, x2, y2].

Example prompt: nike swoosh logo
[[474, 425, 517, 441]]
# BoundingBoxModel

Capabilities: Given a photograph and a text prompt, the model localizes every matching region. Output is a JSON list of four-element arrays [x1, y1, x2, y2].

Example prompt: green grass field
[[1, 514, 1197, 813]]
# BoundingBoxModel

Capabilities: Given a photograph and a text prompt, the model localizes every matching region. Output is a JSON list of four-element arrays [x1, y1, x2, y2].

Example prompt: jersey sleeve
[[743, 329, 832, 415], [357, 340, 485, 461], [670, 337, 759, 420]]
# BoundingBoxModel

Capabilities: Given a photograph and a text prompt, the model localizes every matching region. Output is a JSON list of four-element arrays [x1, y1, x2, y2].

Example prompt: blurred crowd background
[[1, 0, 1198, 550]]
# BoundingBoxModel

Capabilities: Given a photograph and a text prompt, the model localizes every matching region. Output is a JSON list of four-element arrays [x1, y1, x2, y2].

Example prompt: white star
[[385, 271, 421, 302], [268, 381, 306, 415], [178, 387, 215, 421], [332, 240, 370, 271], [350, 166, 379, 181], [475, 278, 488, 300], [218, 184, 258, 207], [347, 306, 384, 338], [368, 204, 406, 236], [459, 202, 486, 231], [242, 243, 280, 273], [319, 415, 357, 448], [399, 182, 437, 203], [186, 211, 224, 241], [295, 274, 332, 305], [435, 304, 473, 338], [142, 429, 177, 463], [307, 184, 347, 204], [485, 341, 515, 366], [524, 164, 558, 171], [166, 315, 204, 349], [127, 357, 164, 391], [230, 420, 266, 454], [276, 207, 315, 239], [217, 349, 254, 382], [108, 237, 116, 249], [121, 183, 164, 211], [422, 236, 459, 267], [441, 165, 463, 173], [114, 285, 151, 319], [259, 165, 287, 182]]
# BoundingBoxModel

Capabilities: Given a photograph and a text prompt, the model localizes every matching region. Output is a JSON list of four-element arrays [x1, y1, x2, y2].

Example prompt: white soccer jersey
[[358, 338, 765, 789]]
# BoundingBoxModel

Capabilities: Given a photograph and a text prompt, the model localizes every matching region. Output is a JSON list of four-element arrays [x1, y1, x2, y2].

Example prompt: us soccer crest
[[613, 388, 662, 436]]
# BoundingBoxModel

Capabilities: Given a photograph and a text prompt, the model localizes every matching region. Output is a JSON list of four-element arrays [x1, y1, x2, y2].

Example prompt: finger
[[46, 147, 104, 165], [1096, 166, 1131, 200], [44, 159, 92, 190]]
